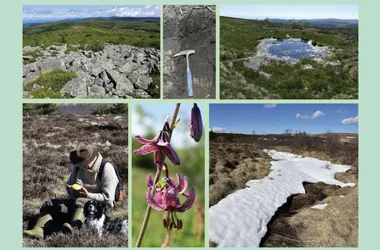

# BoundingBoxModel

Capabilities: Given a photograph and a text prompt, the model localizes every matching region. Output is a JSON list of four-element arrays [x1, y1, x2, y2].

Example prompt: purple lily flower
[[189, 103, 203, 142], [146, 173, 196, 230], [134, 122, 180, 169]]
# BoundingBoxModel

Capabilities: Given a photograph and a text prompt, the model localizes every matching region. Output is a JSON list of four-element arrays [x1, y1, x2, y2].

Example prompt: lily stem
[[135, 103, 181, 247]]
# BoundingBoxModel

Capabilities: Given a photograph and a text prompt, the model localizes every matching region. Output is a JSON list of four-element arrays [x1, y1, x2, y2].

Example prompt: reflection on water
[[245, 38, 332, 70], [264, 38, 327, 60]]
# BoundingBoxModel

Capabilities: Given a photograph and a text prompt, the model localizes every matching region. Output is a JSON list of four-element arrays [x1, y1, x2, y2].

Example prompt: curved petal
[[176, 174, 188, 194], [162, 145, 180, 165], [146, 173, 153, 187], [135, 133, 159, 144], [176, 188, 196, 213], [146, 187, 165, 211], [163, 187, 179, 208], [134, 144, 156, 155], [153, 191, 164, 205], [154, 149, 165, 169]]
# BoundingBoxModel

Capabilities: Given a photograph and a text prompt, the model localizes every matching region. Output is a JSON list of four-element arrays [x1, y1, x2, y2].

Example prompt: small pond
[[263, 38, 328, 60]]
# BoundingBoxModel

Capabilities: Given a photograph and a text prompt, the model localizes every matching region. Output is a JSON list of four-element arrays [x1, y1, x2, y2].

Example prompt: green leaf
[[155, 180, 168, 189]]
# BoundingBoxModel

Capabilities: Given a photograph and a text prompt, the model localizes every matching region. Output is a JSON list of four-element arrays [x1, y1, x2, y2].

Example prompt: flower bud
[[189, 103, 203, 142]]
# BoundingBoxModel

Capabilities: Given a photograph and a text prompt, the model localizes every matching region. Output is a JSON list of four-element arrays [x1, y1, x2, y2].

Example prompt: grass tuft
[[25, 70, 77, 98]]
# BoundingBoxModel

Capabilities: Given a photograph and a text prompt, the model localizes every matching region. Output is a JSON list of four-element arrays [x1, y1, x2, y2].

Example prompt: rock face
[[23, 44, 160, 99], [163, 5, 216, 99]]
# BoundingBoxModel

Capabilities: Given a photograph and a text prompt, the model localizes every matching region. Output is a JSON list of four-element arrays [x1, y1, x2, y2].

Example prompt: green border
[[6, 0, 376, 249]]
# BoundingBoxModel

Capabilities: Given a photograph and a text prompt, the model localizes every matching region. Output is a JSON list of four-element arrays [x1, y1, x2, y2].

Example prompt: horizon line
[[221, 15, 358, 21]]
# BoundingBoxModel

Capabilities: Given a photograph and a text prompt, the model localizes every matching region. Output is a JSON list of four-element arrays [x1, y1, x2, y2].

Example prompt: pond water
[[264, 38, 328, 60], [245, 38, 332, 70]]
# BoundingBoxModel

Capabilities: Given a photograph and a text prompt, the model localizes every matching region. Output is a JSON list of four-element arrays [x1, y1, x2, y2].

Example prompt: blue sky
[[220, 5, 358, 20], [132, 103, 205, 148], [23, 5, 160, 21], [210, 104, 358, 134]]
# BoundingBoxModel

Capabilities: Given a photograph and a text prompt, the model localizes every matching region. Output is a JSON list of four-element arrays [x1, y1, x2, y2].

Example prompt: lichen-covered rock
[[23, 43, 160, 99], [38, 58, 66, 73], [60, 73, 92, 98], [135, 74, 153, 90], [88, 85, 106, 98]]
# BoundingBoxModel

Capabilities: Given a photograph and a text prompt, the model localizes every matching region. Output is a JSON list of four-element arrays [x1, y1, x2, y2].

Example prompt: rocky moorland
[[23, 44, 160, 99]]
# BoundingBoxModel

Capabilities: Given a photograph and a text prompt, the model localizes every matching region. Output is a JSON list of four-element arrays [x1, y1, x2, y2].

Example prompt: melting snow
[[311, 203, 328, 210], [209, 149, 355, 247], [346, 136, 357, 139]]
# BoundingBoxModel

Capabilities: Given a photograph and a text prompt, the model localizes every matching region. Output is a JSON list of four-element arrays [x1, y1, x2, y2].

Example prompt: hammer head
[[173, 50, 195, 58]]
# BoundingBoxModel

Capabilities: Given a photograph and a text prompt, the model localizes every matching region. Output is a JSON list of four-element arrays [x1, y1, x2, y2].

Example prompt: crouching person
[[24, 142, 119, 239]]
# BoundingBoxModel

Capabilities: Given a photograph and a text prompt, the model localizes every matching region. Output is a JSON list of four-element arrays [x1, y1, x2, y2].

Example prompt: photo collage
[[22, 4, 358, 248]]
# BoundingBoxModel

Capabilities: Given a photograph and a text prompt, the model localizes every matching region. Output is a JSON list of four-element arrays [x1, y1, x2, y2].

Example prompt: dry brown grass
[[289, 187, 358, 247], [209, 142, 271, 206], [23, 113, 128, 247]]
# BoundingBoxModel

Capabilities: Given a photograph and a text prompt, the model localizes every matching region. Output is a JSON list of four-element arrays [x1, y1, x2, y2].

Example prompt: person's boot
[[23, 214, 53, 239], [61, 207, 85, 234]]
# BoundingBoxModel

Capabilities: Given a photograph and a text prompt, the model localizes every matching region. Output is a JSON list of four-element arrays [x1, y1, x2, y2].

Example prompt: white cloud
[[264, 104, 277, 108], [23, 8, 53, 15], [295, 110, 325, 120], [342, 116, 358, 125], [23, 5, 160, 20], [211, 127, 230, 133], [107, 5, 160, 17]]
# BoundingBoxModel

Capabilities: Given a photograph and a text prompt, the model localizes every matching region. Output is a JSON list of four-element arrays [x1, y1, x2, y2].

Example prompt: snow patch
[[311, 203, 328, 210], [209, 149, 355, 247]]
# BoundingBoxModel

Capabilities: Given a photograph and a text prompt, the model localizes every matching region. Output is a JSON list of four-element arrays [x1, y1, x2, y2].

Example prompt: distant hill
[[269, 18, 358, 27], [23, 16, 160, 27], [58, 104, 108, 115], [23, 17, 160, 34]]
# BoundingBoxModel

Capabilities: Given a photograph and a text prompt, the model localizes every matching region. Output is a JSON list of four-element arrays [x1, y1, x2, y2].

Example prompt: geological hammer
[[173, 50, 195, 97]]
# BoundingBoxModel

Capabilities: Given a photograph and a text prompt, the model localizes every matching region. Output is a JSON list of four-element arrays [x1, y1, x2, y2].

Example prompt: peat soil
[[163, 5, 216, 99]]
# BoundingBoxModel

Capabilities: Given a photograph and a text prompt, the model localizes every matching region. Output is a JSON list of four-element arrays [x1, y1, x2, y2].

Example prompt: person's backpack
[[75, 159, 125, 202], [98, 159, 125, 202]]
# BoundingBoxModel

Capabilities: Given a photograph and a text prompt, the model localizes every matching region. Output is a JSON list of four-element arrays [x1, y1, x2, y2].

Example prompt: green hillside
[[23, 18, 160, 50]]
